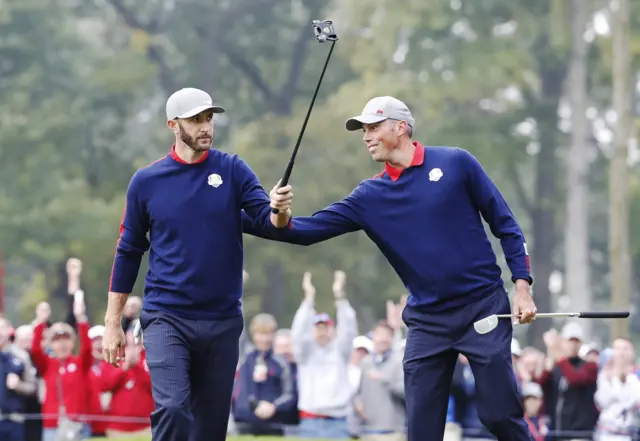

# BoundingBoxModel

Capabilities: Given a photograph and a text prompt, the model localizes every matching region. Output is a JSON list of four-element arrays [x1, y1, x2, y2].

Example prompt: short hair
[[374, 320, 394, 334], [250, 313, 278, 334], [613, 336, 633, 345], [275, 328, 291, 339]]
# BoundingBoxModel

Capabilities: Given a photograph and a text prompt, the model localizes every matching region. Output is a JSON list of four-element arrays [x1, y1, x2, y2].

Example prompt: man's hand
[[512, 280, 536, 324], [302, 271, 315, 302], [66, 258, 82, 294], [103, 321, 126, 367], [254, 401, 276, 420], [269, 182, 293, 227], [34, 302, 51, 325], [6, 373, 20, 390], [333, 270, 346, 300]]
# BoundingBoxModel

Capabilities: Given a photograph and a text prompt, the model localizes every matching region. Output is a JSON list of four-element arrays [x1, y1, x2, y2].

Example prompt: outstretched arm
[[261, 184, 366, 246]]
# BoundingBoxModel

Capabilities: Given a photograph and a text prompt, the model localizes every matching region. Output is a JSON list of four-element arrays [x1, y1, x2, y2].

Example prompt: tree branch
[[505, 153, 534, 217], [219, 43, 274, 101], [276, 1, 323, 114], [106, 0, 177, 94]]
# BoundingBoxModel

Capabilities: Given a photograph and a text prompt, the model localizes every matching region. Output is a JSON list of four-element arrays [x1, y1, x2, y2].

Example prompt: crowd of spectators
[[0, 260, 638, 441]]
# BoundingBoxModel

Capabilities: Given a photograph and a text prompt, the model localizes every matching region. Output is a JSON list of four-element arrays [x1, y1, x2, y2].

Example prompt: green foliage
[[0, 0, 638, 339]]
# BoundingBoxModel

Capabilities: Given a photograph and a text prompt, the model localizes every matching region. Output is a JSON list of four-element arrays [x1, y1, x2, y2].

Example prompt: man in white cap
[[268, 96, 536, 441], [103, 88, 292, 441]]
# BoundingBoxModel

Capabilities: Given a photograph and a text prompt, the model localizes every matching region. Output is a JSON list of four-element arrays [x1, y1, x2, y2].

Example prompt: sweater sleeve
[[234, 157, 273, 229], [291, 299, 316, 364], [109, 171, 150, 293], [265, 185, 366, 246], [335, 300, 358, 361], [30, 322, 50, 377], [459, 148, 533, 284]]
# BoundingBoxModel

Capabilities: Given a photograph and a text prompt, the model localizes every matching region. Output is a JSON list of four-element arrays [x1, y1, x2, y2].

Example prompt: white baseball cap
[[352, 335, 373, 352], [521, 382, 543, 399], [88, 325, 105, 340], [561, 322, 584, 341], [166, 88, 225, 121], [345, 96, 415, 131]]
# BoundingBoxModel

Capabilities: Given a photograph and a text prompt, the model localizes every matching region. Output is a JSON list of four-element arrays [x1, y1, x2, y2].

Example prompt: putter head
[[473, 314, 499, 335], [312, 20, 338, 42]]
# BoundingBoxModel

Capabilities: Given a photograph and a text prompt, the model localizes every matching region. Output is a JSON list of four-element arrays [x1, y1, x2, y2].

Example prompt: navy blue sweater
[[109, 146, 274, 319], [253, 143, 531, 311]]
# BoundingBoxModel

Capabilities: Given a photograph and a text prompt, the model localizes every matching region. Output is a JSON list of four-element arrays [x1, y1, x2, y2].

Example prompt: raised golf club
[[473, 311, 630, 335], [271, 20, 338, 214]]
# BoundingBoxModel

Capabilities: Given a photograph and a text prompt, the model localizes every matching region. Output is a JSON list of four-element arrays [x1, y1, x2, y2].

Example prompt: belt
[[0, 412, 25, 423]]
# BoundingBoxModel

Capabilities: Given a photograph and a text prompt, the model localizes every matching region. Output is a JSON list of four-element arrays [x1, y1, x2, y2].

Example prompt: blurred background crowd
[[1, 261, 640, 440]]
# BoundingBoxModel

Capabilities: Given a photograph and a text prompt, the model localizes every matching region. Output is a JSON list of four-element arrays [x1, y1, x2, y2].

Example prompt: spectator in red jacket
[[98, 326, 153, 438], [31, 300, 93, 441], [86, 325, 109, 438], [535, 324, 598, 440]]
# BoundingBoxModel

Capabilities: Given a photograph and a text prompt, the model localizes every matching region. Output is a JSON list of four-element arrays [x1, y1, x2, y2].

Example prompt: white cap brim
[[345, 114, 388, 131], [176, 104, 225, 119]]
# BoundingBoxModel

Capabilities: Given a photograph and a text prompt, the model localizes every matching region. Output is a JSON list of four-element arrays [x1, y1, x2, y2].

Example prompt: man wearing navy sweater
[[103, 88, 291, 441], [268, 96, 537, 441]]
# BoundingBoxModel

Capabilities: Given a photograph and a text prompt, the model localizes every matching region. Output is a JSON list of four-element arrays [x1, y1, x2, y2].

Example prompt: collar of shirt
[[384, 141, 425, 181]]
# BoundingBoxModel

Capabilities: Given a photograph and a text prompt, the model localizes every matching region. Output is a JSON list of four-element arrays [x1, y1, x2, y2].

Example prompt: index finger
[[277, 185, 292, 193]]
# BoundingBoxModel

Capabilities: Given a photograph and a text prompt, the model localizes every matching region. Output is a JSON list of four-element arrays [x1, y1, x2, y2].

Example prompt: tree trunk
[[527, 33, 568, 349], [564, 0, 592, 336], [609, 0, 631, 339]]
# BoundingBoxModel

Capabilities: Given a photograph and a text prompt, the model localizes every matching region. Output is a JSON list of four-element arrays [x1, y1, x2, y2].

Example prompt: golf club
[[133, 318, 142, 344], [271, 20, 339, 214], [473, 311, 630, 335]]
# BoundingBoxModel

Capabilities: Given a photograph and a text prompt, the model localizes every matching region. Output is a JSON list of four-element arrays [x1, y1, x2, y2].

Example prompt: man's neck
[[386, 138, 416, 170], [174, 141, 207, 164]]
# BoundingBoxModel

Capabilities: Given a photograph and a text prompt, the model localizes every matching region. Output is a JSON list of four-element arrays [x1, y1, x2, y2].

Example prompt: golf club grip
[[579, 311, 630, 319], [271, 162, 294, 214]]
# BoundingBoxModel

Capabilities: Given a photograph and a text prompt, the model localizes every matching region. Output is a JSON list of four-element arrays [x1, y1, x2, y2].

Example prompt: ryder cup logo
[[208, 174, 223, 188], [429, 168, 443, 182]]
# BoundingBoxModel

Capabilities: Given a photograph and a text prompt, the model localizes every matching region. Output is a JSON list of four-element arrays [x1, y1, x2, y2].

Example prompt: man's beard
[[178, 122, 212, 152]]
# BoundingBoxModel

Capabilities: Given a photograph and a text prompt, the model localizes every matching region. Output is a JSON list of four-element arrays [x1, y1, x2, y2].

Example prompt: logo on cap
[[376, 109, 384, 115]]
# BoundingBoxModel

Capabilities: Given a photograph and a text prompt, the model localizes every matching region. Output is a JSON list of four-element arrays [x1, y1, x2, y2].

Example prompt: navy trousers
[[0, 421, 24, 441], [402, 289, 532, 441], [140, 309, 243, 441]]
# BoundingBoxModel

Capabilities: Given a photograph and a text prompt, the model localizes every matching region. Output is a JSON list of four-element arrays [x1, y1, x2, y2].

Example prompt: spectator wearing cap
[[594, 337, 640, 441], [232, 314, 296, 436], [292, 271, 357, 439], [521, 382, 548, 441], [536, 324, 598, 440], [348, 335, 373, 439], [0, 316, 37, 441], [86, 325, 109, 438], [355, 320, 405, 441], [98, 325, 153, 438], [579, 343, 601, 365], [31, 300, 93, 441]]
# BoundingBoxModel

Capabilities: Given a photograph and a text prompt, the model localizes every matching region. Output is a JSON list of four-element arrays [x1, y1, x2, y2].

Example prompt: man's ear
[[167, 120, 179, 135]]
